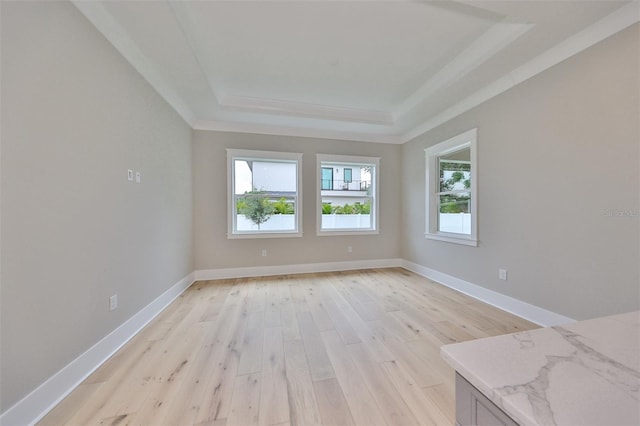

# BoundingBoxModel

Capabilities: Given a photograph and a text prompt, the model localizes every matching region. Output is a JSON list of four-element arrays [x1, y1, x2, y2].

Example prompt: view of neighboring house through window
[[227, 149, 302, 238], [317, 154, 379, 235], [425, 129, 477, 246]]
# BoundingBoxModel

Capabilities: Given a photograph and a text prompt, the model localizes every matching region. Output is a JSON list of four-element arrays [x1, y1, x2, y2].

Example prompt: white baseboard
[[401, 260, 574, 327], [2, 258, 575, 425], [196, 259, 574, 326], [0, 272, 195, 426], [194, 258, 404, 281]]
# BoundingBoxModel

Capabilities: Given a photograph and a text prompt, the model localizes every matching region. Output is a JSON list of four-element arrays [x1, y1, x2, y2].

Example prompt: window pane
[[321, 197, 372, 229], [234, 160, 253, 194], [438, 192, 471, 235], [344, 168, 352, 183], [318, 155, 378, 234], [439, 148, 471, 193], [229, 150, 301, 237], [236, 195, 296, 231], [235, 159, 297, 195], [321, 167, 333, 190]]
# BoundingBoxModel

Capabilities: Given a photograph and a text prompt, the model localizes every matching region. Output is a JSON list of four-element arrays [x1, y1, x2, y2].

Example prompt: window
[[317, 154, 379, 235], [344, 168, 353, 184], [321, 167, 333, 190], [425, 129, 477, 246], [227, 149, 302, 238]]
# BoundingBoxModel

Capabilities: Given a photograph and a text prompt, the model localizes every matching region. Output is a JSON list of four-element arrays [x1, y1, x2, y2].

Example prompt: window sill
[[317, 229, 379, 236], [425, 232, 477, 247], [228, 231, 303, 239]]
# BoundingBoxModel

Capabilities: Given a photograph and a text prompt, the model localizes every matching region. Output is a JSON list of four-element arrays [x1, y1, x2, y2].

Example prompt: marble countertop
[[441, 311, 640, 426]]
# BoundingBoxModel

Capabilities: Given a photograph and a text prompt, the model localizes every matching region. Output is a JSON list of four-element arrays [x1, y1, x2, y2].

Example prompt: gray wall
[[1, 1, 193, 412], [401, 24, 640, 321], [193, 131, 401, 270], [1, 0, 638, 417]]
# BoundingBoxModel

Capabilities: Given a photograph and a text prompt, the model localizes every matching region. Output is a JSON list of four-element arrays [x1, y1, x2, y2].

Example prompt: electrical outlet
[[261, 249, 267, 257], [135, 171, 141, 183], [499, 269, 508, 281], [109, 294, 118, 311], [347, 246, 353, 253]]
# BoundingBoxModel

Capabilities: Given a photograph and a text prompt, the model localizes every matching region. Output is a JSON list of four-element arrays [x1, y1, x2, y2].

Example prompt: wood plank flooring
[[39, 268, 538, 426]]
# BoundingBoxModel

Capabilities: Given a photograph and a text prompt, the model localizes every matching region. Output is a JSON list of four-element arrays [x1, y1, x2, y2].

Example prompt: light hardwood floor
[[39, 268, 538, 426]]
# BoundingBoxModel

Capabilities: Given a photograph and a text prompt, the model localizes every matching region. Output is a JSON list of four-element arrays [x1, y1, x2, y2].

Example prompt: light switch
[[135, 172, 141, 183]]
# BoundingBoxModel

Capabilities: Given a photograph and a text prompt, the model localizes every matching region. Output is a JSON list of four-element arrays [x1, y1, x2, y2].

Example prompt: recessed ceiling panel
[[181, 1, 500, 110], [72, 0, 637, 143]]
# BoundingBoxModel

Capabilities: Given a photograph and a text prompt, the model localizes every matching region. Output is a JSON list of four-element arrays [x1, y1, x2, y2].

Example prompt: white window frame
[[227, 149, 303, 239], [425, 129, 478, 246], [316, 154, 379, 236]]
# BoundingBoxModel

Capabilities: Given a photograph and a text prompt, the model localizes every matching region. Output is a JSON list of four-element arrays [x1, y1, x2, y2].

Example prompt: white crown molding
[[167, 1, 222, 105], [221, 95, 395, 125], [400, 1, 640, 143], [73, 0, 640, 144], [0, 273, 195, 426], [71, 1, 197, 126], [401, 260, 575, 327], [394, 18, 534, 119], [192, 119, 405, 144], [207, 5, 638, 143]]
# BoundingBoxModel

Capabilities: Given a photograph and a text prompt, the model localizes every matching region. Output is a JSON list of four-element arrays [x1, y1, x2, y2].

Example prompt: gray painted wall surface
[[1, 0, 638, 417], [192, 131, 401, 270], [401, 24, 640, 321], [1, 2, 193, 411]]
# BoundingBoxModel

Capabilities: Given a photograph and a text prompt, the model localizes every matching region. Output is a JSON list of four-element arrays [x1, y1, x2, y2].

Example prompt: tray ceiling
[[73, 1, 638, 143]]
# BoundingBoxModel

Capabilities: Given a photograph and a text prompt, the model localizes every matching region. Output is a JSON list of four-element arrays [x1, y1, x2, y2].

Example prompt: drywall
[[401, 24, 640, 321], [0, 1, 193, 413], [193, 131, 401, 270]]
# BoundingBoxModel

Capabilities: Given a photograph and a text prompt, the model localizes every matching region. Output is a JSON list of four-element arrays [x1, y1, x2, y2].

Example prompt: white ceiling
[[73, 1, 639, 144]]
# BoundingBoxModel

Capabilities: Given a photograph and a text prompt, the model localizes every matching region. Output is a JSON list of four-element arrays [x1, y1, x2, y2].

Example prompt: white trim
[[221, 95, 394, 126], [167, 1, 222, 104], [226, 231, 303, 240], [71, 1, 196, 126], [424, 233, 477, 246], [394, 19, 533, 118], [1, 260, 579, 424], [401, 2, 640, 143], [227, 149, 303, 162], [193, 119, 404, 144], [0, 273, 195, 426], [401, 260, 575, 327], [195, 259, 403, 281], [227, 149, 303, 239], [74, 0, 638, 144], [316, 154, 380, 236], [316, 230, 379, 237], [425, 129, 478, 246]]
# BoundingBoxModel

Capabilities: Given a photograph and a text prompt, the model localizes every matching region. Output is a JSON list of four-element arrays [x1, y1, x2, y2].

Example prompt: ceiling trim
[[167, 1, 222, 105], [72, 1, 197, 126], [192, 120, 404, 145], [220, 95, 395, 126], [400, 0, 640, 143], [394, 18, 534, 119], [72, 1, 638, 145]]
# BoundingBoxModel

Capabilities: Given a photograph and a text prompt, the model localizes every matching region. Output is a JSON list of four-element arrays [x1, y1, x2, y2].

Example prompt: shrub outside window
[[227, 149, 302, 238]]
